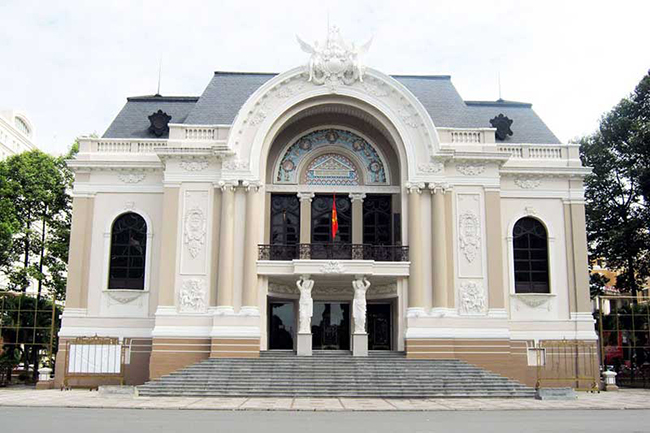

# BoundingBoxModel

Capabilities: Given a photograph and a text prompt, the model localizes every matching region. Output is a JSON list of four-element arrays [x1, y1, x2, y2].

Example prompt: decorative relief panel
[[459, 211, 481, 263], [181, 190, 209, 275], [513, 294, 553, 311], [184, 207, 206, 258], [456, 193, 484, 279], [180, 160, 209, 172], [222, 157, 250, 171], [118, 173, 145, 183], [456, 163, 485, 176], [459, 281, 487, 315], [179, 279, 207, 313], [418, 161, 444, 174], [320, 261, 345, 274], [514, 177, 541, 189]]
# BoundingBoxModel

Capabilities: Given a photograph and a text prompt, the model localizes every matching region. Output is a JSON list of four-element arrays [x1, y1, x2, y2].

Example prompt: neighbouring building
[[0, 110, 37, 160], [56, 29, 596, 387]]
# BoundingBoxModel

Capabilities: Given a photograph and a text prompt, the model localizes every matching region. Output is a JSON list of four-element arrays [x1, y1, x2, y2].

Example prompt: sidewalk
[[0, 388, 649, 411]]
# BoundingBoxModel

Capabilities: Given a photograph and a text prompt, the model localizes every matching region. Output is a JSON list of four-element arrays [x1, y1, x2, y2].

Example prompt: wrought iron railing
[[258, 244, 409, 262]]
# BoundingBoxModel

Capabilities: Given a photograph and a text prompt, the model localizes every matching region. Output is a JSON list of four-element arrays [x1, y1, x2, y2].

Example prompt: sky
[[1, 0, 648, 155]]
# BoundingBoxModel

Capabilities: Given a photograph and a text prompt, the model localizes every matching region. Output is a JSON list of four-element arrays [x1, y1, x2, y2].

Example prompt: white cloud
[[0, 0, 648, 154]]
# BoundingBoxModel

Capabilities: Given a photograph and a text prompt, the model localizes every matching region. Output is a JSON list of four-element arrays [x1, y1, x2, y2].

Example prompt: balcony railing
[[258, 244, 409, 262]]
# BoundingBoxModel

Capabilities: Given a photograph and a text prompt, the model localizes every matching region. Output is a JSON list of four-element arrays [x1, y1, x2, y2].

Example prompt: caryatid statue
[[297, 275, 314, 334], [352, 277, 371, 334]]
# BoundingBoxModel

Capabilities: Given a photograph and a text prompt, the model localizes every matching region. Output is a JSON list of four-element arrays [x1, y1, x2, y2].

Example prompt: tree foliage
[[580, 70, 650, 297], [0, 148, 75, 301]]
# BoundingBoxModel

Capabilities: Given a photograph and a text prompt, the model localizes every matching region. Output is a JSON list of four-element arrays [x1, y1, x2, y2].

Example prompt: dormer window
[[15, 117, 30, 136]]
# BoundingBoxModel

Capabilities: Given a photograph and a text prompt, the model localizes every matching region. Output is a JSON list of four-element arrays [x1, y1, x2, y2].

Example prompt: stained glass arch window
[[513, 217, 550, 294], [108, 212, 147, 290]]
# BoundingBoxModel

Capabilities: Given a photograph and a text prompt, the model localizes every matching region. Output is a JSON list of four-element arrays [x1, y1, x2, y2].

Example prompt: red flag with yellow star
[[332, 194, 338, 240]]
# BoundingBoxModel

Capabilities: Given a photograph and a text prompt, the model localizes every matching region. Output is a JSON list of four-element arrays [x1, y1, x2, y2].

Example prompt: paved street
[[1, 407, 650, 433], [2, 387, 650, 411]]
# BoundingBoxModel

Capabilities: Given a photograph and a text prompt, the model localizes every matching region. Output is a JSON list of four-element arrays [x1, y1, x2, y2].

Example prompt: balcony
[[258, 243, 409, 262]]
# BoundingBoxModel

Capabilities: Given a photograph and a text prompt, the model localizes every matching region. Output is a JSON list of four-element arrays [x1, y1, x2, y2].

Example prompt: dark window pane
[[108, 213, 147, 290], [512, 218, 549, 294]]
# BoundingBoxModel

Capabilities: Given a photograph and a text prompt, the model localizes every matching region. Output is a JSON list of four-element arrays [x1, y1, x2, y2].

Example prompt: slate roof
[[103, 95, 199, 139], [103, 72, 560, 144]]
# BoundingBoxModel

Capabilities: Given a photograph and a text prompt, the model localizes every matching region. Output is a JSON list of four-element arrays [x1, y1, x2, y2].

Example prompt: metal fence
[[0, 290, 60, 384], [535, 339, 600, 391], [597, 295, 650, 388]]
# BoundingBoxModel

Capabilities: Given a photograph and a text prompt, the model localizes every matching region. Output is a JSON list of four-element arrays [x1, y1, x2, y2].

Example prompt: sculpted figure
[[297, 276, 314, 334], [352, 277, 371, 334]]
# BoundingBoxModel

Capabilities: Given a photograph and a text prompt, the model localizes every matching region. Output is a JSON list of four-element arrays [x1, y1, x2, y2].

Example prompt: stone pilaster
[[406, 183, 425, 315], [429, 183, 449, 312], [565, 201, 591, 313], [485, 189, 505, 310], [298, 192, 314, 245], [349, 193, 366, 245], [209, 187, 222, 307], [241, 182, 263, 314], [216, 181, 237, 314], [65, 195, 95, 309], [157, 187, 180, 307]]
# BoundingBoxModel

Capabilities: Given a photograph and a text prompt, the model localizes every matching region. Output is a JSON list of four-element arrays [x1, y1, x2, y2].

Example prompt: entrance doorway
[[268, 302, 295, 350], [367, 303, 392, 350], [312, 302, 350, 350]]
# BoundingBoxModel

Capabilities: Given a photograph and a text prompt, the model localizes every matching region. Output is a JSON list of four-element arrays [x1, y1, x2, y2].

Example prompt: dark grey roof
[[103, 72, 560, 144], [103, 95, 198, 138]]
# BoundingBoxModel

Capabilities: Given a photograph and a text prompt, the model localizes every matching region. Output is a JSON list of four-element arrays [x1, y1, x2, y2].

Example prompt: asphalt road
[[1, 407, 649, 433]]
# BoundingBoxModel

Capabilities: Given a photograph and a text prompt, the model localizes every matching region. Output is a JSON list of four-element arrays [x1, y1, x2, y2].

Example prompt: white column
[[298, 192, 314, 259], [241, 182, 263, 315], [216, 181, 237, 315], [406, 183, 426, 317], [429, 182, 450, 315]]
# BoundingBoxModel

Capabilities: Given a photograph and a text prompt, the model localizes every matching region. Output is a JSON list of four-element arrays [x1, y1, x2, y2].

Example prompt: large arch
[[224, 67, 441, 182]]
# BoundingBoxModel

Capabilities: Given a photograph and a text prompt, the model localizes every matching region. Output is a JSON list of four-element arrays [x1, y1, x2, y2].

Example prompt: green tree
[[580, 70, 650, 298]]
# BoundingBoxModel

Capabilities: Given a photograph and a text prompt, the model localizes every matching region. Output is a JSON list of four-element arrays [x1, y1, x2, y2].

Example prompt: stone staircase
[[138, 351, 535, 398]]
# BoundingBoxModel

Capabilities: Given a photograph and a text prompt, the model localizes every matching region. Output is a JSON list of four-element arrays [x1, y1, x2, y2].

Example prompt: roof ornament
[[148, 109, 172, 137], [296, 26, 372, 88], [490, 113, 513, 141]]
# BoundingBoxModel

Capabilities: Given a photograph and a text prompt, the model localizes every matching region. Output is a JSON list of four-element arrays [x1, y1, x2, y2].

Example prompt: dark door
[[363, 195, 392, 245], [367, 304, 391, 350], [311, 195, 352, 259], [312, 302, 350, 350], [270, 194, 300, 260], [269, 302, 295, 350]]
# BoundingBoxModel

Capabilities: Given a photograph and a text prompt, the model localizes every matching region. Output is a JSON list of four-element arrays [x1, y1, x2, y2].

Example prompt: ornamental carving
[[370, 283, 397, 296], [222, 158, 250, 171], [515, 294, 552, 311], [184, 207, 206, 258], [459, 211, 481, 263], [118, 173, 145, 183], [268, 283, 298, 295], [514, 177, 541, 189], [457, 163, 485, 176], [418, 162, 444, 174], [361, 80, 389, 97], [297, 26, 372, 87], [320, 261, 345, 274], [314, 286, 353, 296], [180, 160, 209, 172], [397, 105, 419, 128], [106, 291, 143, 306], [179, 279, 206, 313], [459, 281, 486, 315]]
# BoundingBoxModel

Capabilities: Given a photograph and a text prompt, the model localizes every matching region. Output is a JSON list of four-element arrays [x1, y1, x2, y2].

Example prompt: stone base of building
[[54, 337, 153, 388], [210, 338, 261, 358]]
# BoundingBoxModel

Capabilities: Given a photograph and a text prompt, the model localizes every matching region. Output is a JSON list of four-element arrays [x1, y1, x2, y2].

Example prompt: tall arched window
[[513, 217, 549, 294], [109, 213, 147, 290]]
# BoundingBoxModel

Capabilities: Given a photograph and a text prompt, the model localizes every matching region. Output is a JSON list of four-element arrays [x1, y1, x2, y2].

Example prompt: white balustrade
[[94, 140, 167, 153], [450, 131, 482, 143], [184, 127, 216, 140]]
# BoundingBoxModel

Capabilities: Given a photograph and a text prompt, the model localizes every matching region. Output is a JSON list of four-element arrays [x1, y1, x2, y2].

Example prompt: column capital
[[217, 180, 238, 191], [349, 193, 366, 203], [406, 182, 426, 194], [241, 180, 263, 192], [428, 182, 452, 194], [297, 191, 315, 203]]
